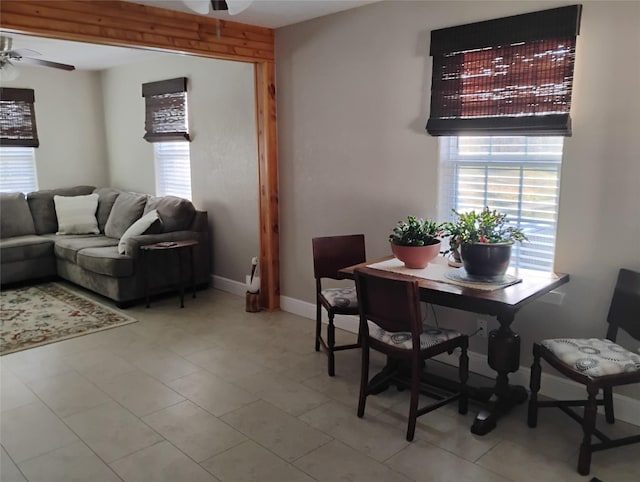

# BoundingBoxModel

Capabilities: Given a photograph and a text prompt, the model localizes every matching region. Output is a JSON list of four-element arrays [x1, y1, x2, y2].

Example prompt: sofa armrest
[[124, 230, 205, 257]]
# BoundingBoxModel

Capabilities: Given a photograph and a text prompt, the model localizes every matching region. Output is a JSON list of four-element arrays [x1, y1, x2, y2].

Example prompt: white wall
[[100, 54, 259, 282], [276, 1, 640, 400], [2, 65, 108, 189]]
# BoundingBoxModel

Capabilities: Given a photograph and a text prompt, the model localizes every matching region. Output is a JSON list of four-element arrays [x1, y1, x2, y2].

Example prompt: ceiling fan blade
[[8, 48, 41, 58], [17, 56, 75, 71], [183, 0, 211, 15], [227, 0, 252, 15]]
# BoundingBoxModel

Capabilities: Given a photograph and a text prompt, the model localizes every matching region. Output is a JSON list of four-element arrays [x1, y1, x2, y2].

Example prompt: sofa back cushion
[[0, 192, 36, 239], [144, 195, 195, 233], [94, 187, 121, 233], [27, 186, 95, 234], [104, 191, 147, 239]]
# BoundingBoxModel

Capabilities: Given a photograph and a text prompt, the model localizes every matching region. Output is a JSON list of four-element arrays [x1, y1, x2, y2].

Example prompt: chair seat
[[372, 323, 463, 350], [541, 338, 640, 377], [320, 287, 358, 310]]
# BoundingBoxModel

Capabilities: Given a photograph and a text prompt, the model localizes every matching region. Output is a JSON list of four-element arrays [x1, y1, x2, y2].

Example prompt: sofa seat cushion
[[76, 246, 134, 278], [53, 236, 119, 263], [0, 235, 54, 263], [0, 192, 36, 239]]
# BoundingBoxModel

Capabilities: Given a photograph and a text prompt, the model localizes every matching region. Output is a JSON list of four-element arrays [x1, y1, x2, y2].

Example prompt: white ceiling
[[1, 1, 380, 71], [1, 33, 164, 71]]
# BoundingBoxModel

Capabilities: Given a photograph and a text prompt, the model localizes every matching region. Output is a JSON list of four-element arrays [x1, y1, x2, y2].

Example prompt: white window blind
[[153, 141, 192, 200], [439, 136, 563, 271], [0, 146, 38, 193]]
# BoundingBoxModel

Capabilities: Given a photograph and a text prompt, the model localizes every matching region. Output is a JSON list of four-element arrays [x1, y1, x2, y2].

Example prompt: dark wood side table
[[139, 239, 198, 308]]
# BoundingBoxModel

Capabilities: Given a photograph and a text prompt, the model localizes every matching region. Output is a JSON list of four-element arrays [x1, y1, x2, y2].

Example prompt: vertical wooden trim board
[[0, 0, 280, 310]]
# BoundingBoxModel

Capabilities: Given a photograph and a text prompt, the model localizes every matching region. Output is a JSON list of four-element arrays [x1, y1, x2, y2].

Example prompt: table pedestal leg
[[471, 312, 527, 435]]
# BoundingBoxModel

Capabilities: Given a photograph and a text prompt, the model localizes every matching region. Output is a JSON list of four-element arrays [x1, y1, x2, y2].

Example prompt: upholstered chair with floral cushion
[[528, 268, 640, 476], [312, 234, 366, 377]]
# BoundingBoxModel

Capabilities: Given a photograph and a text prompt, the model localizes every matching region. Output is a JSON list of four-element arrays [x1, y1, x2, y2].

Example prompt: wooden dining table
[[339, 255, 569, 435]]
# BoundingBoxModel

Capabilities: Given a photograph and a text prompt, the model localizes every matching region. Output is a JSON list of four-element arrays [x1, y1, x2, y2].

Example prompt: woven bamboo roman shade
[[0, 88, 39, 147], [142, 77, 190, 142], [426, 5, 582, 136]]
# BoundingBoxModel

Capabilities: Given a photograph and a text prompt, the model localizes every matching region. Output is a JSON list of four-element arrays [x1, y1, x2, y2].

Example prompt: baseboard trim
[[279, 294, 640, 427], [212, 275, 246, 297]]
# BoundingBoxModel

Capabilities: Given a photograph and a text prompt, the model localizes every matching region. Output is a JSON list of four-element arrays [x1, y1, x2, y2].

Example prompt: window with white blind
[[0, 146, 38, 193], [153, 141, 192, 200], [439, 136, 563, 271]]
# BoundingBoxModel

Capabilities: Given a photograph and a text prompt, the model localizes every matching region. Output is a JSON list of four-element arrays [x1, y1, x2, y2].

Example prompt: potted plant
[[444, 207, 527, 277], [389, 216, 443, 268], [440, 220, 465, 266]]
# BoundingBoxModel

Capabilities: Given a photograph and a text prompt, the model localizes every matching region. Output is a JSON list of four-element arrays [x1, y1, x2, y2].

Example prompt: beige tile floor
[[1, 285, 638, 482]]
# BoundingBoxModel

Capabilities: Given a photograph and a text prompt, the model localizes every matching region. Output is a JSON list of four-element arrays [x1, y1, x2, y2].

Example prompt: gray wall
[[276, 0, 640, 399], [2, 66, 109, 189], [100, 54, 259, 283]]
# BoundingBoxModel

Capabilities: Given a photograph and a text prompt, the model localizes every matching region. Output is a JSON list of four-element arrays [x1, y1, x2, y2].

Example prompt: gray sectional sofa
[[0, 185, 210, 306]]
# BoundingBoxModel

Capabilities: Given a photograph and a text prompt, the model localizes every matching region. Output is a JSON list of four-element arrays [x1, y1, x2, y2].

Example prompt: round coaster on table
[[445, 269, 518, 285]]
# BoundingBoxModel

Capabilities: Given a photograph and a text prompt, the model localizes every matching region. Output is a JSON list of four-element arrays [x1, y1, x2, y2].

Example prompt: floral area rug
[[1, 282, 137, 355]]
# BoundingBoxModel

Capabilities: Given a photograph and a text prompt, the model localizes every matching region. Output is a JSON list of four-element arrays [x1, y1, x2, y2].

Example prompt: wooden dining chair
[[354, 268, 469, 441], [528, 268, 640, 476], [312, 234, 366, 376]]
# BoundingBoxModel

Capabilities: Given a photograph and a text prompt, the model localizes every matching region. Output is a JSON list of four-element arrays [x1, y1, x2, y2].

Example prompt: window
[[1, 87, 39, 192], [153, 141, 192, 200], [429, 7, 580, 271], [142, 77, 192, 199], [439, 136, 563, 271], [0, 146, 38, 193]]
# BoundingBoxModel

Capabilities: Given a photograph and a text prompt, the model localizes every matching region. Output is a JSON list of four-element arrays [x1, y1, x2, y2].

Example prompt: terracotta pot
[[460, 242, 512, 277], [390, 241, 441, 269]]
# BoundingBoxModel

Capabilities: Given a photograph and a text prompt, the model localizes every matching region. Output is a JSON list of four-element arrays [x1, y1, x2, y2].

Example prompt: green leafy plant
[[442, 207, 527, 253], [389, 216, 442, 247]]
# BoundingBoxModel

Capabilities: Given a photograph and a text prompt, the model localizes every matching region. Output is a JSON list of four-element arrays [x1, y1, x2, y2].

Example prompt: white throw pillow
[[54, 193, 100, 235], [118, 209, 159, 255]]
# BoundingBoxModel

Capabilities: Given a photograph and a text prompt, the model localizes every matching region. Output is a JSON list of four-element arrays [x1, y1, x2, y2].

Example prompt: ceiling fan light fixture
[[183, 0, 211, 15], [0, 60, 19, 81], [183, 0, 253, 16]]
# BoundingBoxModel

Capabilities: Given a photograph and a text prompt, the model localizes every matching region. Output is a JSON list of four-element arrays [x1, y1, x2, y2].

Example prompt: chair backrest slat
[[607, 268, 640, 341], [355, 269, 422, 337], [312, 234, 366, 281]]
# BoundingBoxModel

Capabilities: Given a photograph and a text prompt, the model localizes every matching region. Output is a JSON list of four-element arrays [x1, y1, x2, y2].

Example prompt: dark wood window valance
[[142, 77, 190, 142], [426, 5, 582, 137], [0, 88, 39, 147]]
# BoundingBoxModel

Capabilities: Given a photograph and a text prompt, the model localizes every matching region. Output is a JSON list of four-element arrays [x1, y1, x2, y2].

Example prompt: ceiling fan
[[183, 0, 253, 16], [0, 35, 75, 81]]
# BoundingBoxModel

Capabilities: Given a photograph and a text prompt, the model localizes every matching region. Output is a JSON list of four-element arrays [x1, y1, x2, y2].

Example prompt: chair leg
[[458, 344, 469, 415], [357, 342, 369, 418], [578, 386, 598, 476], [315, 303, 322, 352], [327, 313, 336, 377], [528, 344, 542, 428], [406, 356, 421, 441], [603, 387, 615, 424]]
